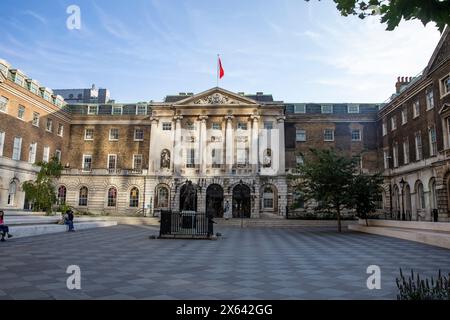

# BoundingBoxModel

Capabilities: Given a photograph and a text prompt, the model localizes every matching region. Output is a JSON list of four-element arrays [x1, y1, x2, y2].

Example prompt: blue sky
[[0, 0, 442, 103]]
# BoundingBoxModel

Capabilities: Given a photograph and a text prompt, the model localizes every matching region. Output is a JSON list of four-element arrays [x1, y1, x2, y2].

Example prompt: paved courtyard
[[1, 225, 449, 300]]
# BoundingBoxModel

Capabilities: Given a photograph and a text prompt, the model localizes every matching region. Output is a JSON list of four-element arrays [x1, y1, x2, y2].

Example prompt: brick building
[[0, 28, 449, 221]]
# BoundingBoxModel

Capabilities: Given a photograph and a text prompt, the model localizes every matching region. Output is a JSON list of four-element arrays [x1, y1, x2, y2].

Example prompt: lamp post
[[399, 178, 406, 221]]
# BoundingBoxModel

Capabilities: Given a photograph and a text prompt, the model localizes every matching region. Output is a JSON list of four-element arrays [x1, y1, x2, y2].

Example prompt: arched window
[[417, 183, 425, 209], [7, 181, 17, 205], [262, 185, 275, 209], [57, 186, 67, 205], [107, 187, 117, 207], [156, 186, 169, 208], [430, 178, 437, 209], [79, 186, 88, 206], [129, 187, 139, 207]]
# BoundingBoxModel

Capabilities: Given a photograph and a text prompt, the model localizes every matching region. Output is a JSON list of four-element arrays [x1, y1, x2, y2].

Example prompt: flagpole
[[216, 54, 219, 87]]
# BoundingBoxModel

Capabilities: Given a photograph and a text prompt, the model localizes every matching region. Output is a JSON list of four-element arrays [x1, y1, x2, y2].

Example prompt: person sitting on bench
[[0, 210, 13, 241], [64, 209, 75, 232]]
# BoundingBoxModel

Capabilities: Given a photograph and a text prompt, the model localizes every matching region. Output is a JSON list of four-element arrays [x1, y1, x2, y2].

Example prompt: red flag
[[218, 57, 224, 79]]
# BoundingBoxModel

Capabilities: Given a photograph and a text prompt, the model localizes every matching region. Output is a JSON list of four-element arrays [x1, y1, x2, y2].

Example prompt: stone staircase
[[349, 219, 450, 249], [1, 210, 117, 239]]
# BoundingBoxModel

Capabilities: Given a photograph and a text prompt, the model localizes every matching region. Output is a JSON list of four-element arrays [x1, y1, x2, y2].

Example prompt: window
[[262, 186, 274, 209], [107, 187, 117, 207], [429, 126, 437, 156], [212, 122, 221, 130], [403, 139, 409, 165], [393, 142, 398, 168], [294, 104, 306, 113], [186, 148, 195, 168], [324, 129, 334, 141], [0, 131, 4, 157], [84, 128, 94, 140], [12, 137, 22, 160], [415, 132, 423, 161], [134, 128, 144, 141], [14, 73, 24, 86], [321, 104, 333, 114], [79, 187, 88, 206], [417, 183, 425, 209], [0, 96, 8, 113], [7, 181, 17, 205], [82, 155, 92, 171], [426, 88, 434, 110], [382, 119, 387, 136], [296, 129, 306, 142], [264, 122, 273, 130], [348, 104, 359, 113], [55, 149, 61, 162], [211, 149, 221, 168], [391, 115, 397, 131], [46, 118, 53, 132], [29, 83, 38, 95], [32, 112, 40, 126], [133, 154, 143, 170], [57, 124, 64, 136], [351, 129, 361, 141], [109, 128, 119, 140], [57, 186, 66, 205], [112, 105, 122, 115], [401, 107, 407, 125], [129, 187, 139, 207], [237, 148, 248, 165], [441, 75, 450, 96], [43, 146, 50, 162], [107, 154, 117, 171], [156, 186, 169, 208], [136, 104, 147, 115], [413, 100, 420, 118], [88, 105, 98, 115], [237, 122, 248, 130], [17, 105, 25, 119], [0, 63, 7, 77], [43, 91, 51, 102], [296, 155, 304, 165], [383, 149, 389, 169], [162, 122, 172, 131]]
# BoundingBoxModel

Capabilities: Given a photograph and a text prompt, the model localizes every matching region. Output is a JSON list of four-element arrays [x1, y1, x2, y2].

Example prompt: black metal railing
[[159, 210, 214, 238]]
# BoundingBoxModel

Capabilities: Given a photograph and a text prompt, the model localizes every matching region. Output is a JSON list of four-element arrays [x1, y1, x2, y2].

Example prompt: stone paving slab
[[0, 225, 449, 300]]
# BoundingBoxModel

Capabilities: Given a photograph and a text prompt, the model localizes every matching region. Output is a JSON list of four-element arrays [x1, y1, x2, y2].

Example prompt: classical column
[[173, 115, 183, 175], [225, 115, 234, 173], [199, 115, 208, 174], [277, 116, 286, 175], [149, 116, 159, 174], [250, 114, 260, 172]]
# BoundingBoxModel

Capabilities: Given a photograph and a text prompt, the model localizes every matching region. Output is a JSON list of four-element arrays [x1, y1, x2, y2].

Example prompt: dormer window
[[348, 104, 359, 114], [0, 63, 8, 77], [294, 104, 306, 113], [112, 105, 122, 115], [136, 104, 147, 115], [43, 91, 51, 102], [321, 104, 333, 114], [14, 73, 24, 86], [88, 105, 98, 115]]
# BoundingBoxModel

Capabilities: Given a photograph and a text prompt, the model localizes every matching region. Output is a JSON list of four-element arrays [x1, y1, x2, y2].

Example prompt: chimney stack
[[395, 76, 412, 94]]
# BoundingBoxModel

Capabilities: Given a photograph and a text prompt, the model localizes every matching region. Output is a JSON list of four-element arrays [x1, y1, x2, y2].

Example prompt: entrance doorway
[[206, 184, 224, 218], [232, 183, 251, 218]]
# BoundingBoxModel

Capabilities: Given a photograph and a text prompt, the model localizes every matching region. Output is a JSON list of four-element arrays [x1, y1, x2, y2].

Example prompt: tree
[[294, 149, 357, 232], [22, 156, 63, 214], [306, 0, 450, 32], [349, 173, 384, 226]]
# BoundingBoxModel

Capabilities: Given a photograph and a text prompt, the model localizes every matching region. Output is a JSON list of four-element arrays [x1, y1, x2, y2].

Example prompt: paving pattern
[[1, 225, 449, 300]]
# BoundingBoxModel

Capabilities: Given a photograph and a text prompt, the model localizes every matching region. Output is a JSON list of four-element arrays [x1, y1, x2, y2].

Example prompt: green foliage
[[349, 172, 384, 225], [21, 156, 63, 214], [294, 149, 357, 231], [397, 269, 450, 300], [306, 0, 450, 32]]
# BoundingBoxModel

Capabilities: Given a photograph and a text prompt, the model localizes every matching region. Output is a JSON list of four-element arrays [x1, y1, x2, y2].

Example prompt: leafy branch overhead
[[306, 0, 450, 32]]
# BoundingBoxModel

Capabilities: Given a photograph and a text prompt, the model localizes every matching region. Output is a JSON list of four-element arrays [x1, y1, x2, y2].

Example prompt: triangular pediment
[[425, 27, 450, 75], [439, 103, 450, 115], [172, 87, 259, 106]]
